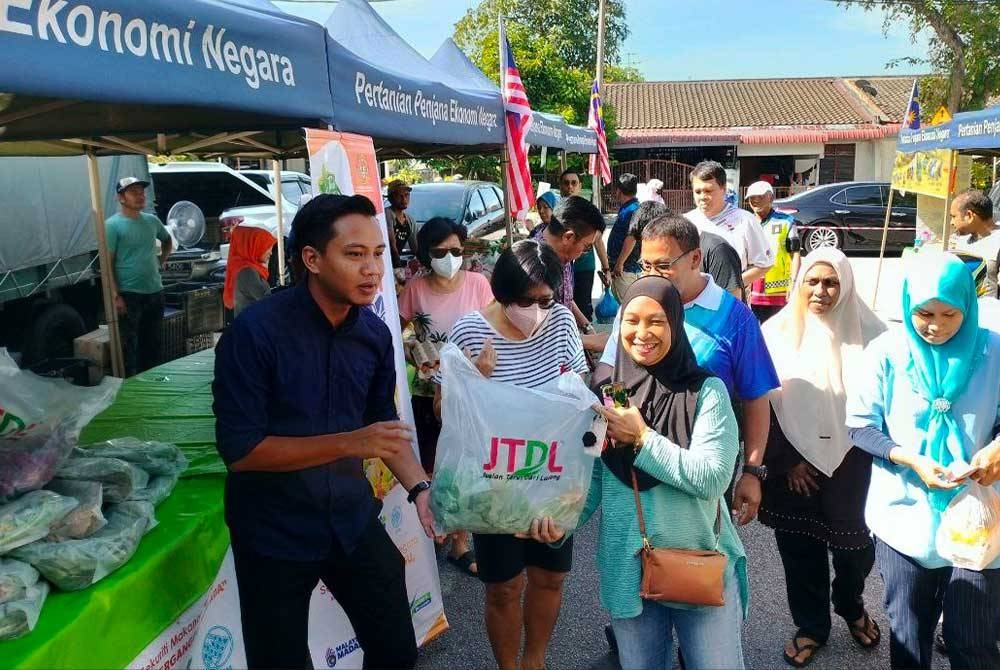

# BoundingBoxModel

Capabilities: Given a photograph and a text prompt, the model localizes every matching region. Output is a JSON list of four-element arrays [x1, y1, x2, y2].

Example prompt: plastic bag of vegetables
[[0, 582, 48, 640], [129, 474, 179, 506], [76, 438, 187, 477], [430, 344, 598, 535], [0, 349, 120, 502], [45, 479, 107, 540], [54, 456, 149, 504], [0, 490, 79, 555], [936, 483, 1000, 571], [10, 501, 154, 590], [0, 559, 39, 604]]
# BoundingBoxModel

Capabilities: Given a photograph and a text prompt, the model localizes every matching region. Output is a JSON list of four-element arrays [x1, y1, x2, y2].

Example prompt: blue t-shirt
[[600, 275, 779, 401], [607, 198, 641, 274], [106, 212, 171, 294]]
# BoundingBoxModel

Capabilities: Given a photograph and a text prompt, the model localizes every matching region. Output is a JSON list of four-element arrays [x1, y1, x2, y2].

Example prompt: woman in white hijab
[[757, 248, 887, 667]]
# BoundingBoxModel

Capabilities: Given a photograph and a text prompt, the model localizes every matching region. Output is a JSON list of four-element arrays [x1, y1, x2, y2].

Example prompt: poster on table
[[129, 130, 447, 670]]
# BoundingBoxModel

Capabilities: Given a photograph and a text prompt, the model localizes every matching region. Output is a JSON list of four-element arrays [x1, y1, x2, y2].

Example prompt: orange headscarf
[[223, 226, 276, 309]]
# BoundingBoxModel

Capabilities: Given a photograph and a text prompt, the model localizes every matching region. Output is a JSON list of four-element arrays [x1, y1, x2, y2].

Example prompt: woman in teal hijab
[[847, 252, 1000, 669]]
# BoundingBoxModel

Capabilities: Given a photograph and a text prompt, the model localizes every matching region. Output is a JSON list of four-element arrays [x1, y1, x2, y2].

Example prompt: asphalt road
[[414, 253, 947, 670]]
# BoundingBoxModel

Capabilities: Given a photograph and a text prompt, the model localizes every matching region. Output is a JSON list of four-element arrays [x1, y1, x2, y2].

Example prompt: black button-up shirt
[[212, 283, 396, 561]]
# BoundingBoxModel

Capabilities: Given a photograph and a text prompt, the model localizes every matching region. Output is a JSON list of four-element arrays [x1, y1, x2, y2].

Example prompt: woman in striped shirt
[[435, 239, 587, 670]]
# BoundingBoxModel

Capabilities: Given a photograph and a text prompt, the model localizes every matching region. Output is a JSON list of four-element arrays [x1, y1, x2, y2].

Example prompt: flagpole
[[593, 0, 607, 212], [499, 14, 514, 247]]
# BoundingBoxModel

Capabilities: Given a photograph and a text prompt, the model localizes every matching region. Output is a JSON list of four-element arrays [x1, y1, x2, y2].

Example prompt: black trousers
[[876, 538, 1000, 670], [775, 530, 874, 644], [119, 291, 164, 377], [231, 515, 417, 670], [573, 269, 595, 321]]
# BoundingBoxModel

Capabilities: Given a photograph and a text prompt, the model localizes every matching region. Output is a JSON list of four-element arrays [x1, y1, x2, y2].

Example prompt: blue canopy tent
[[0, 0, 332, 157], [897, 106, 1000, 155]]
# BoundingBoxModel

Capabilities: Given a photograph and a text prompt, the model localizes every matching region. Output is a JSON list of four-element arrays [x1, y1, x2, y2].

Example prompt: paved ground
[[415, 252, 948, 670]]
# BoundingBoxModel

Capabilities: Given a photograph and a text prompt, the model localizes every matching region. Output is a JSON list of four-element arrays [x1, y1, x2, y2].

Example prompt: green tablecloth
[[2, 350, 230, 669]]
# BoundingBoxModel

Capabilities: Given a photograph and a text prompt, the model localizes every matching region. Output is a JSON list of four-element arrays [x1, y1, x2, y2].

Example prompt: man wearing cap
[[746, 180, 801, 321], [385, 180, 417, 268], [106, 177, 173, 376]]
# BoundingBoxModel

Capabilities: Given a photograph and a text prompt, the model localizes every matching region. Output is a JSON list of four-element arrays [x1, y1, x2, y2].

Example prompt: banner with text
[[891, 149, 955, 199]]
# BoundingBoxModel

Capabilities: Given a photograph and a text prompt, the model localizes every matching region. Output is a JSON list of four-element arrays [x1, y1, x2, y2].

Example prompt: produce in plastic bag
[[45, 480, 106, 540], [0, 490, 79, 554], [77, 438, 188, 477], [0, 582, 48, 641], [594, 289, 620, 324], [10, 501, 153, 590], [129, 474, 179, 506], [0, 349, 120, 501], [430, 344, 598, 534], [936, 483, 1000, 571], [0, 559, 39, 604], [55, 457, 149, 504]]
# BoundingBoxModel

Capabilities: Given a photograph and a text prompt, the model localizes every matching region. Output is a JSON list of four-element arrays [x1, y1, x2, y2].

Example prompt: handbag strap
[[630, 468, 722, 551]]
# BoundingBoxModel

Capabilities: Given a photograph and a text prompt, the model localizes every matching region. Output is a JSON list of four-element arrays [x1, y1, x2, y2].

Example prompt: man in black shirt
[[700, 230, 745, 301], [213, 194, 436, 669]]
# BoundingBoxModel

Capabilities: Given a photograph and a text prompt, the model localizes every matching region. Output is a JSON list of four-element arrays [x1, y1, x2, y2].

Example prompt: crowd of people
[[208, 159, 1000, 670]]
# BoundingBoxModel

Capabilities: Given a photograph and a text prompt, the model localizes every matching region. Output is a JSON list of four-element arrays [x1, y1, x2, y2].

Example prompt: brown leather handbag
[[631, 470, 727, 607]]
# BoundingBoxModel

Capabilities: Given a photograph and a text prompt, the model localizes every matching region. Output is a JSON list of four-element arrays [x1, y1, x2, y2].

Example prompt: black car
[[773, 182, 917, 253], [406, 181, 506, 238]]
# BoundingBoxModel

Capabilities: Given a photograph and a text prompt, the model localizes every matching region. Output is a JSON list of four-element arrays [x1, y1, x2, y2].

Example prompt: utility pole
[[593, 0, 606, 212]]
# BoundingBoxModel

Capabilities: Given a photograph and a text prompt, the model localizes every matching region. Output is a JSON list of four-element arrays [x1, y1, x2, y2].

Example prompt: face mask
[[504, 303, 549, 337], [430, 253, 463, 279]]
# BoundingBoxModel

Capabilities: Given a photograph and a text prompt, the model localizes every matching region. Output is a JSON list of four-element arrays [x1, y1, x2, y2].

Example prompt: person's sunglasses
[[429, 247, 463, 259], [512, 297, 557, 309], [639, 248, 693, 274]]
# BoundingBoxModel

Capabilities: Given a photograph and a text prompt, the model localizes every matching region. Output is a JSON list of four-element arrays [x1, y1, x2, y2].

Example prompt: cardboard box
[[74, 326, 110, 373]]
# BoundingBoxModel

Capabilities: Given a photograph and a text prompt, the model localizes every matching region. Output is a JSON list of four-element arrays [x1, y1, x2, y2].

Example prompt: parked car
[[773, 181, 917, 253], [239, 169, 312, 208], [406, 181, 506, 238]]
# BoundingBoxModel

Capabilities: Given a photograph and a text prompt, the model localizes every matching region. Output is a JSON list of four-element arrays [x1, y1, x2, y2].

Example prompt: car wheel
[[23, 302, 87, 366], [805, 225, 842, 253]]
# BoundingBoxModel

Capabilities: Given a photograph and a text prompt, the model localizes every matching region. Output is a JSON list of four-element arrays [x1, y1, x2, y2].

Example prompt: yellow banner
[[891, 149, 954, 198]]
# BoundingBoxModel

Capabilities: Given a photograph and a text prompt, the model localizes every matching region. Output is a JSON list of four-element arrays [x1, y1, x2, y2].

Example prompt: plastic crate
[[163, 282, 223, 336], [160, 307, 186, 363], [185, 333, 215, 354]]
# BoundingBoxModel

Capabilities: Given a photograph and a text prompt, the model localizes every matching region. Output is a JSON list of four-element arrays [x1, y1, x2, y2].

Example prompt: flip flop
[[446, 550, 478, 577], [847, 612, 881, 648], [783, 636, 824, 668]]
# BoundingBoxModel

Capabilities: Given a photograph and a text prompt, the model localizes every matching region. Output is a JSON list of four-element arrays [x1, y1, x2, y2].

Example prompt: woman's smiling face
[[621, 295, 672, 366], [800, 262, 841, 316]]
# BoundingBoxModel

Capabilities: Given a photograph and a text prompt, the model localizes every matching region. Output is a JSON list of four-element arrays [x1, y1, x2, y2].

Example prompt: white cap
[[745, 181, 774, 199], [116, 176, 150, 193]]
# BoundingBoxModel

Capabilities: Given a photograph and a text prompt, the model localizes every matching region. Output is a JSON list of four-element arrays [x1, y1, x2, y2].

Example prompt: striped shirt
[[444, 305, 587, 388]]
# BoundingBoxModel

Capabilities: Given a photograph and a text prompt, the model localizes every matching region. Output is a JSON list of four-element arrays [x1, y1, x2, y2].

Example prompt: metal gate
[[603, 160, 695, 213]]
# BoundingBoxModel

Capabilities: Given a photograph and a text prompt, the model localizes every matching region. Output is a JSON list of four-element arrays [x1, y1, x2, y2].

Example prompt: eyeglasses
[[639, 248, 693, 274], [429, 247, 463, 259], [512, 296, 557, 309]]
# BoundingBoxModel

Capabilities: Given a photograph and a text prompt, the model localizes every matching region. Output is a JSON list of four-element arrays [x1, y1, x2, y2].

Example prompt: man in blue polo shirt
[[608, 173, 642, 300], [213, 194, 435, 670], [598, 213, 779, 525]]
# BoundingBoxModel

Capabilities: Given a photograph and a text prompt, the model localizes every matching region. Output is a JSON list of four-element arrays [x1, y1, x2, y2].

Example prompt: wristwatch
[[742, 465, 768, 482], [407, 480, 431, 503]]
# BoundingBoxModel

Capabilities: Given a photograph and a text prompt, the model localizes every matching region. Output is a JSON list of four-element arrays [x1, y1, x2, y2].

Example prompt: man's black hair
[[290, 194, 377, 256], [548, 195, 606, 239], [615, 173, 638, 197], [955, 189, 993, 221], [490, 239, 563, 304], [415, 217, 468, 269], [560, 168, 582, 183], [631, 202, 671, 239], [689, 160, 728, 189], [641, 213, 700, 254]]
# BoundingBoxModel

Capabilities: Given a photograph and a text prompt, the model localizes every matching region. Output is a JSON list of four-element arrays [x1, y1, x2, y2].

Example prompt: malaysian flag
[[500, 19, 533, 218], [588, 79, 612, 186], [904, 79, 920, 130]]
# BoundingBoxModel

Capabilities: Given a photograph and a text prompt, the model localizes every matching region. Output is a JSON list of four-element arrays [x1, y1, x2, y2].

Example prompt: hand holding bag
[[631, 470, 727, 606]]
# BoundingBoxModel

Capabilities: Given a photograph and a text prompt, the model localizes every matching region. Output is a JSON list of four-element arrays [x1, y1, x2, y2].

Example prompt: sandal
[[446, 550, 478, 577], [847, 612, 881, 648], [783, 635, 824, 668]]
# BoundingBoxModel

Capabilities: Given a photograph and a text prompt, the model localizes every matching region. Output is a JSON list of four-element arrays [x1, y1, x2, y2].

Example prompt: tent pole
[[86, 152, 125, 378], [273, 159, 287, 286], [560, 150, 567, 174], [940, 150, 957, 250], [871, 187, 895, 308]]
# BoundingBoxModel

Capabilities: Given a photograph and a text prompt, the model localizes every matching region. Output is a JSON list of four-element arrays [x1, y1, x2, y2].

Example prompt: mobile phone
[[600, 382, 629, 409]]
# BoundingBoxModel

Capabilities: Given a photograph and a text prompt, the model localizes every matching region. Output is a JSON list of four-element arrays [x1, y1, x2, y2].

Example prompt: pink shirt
[[398, 271, 494, 395]]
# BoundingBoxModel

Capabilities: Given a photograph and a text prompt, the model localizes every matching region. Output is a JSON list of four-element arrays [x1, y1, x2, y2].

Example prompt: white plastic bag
[[430, 344, 598, 535], [0, 582, 48, 640], [45, 479, 107, 540], [54, 456, 149, 504], [77, 438, 188, 477], [0, 559, 39, 604], [936, 483, 1000, 571], [0, 490, 79, 555], [0, 349, 120, 501]]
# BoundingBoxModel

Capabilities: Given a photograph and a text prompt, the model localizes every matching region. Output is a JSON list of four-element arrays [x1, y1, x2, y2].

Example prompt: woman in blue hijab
[[847, 252, 1000, 670]]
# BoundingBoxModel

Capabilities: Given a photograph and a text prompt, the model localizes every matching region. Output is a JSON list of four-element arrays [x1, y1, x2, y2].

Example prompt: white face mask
[[430, 253, 463, 279], [504, 303, 549, 337]]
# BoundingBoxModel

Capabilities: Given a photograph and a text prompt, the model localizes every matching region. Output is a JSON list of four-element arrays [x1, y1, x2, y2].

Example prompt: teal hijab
[[902, 253, 986, 510]]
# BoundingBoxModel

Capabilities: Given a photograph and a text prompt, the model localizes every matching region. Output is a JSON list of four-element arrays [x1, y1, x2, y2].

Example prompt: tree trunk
[[906, 0, 966, 112]]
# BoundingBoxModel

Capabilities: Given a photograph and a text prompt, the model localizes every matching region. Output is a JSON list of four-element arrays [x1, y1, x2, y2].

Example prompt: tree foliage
[[842, 0, 1000, 112]]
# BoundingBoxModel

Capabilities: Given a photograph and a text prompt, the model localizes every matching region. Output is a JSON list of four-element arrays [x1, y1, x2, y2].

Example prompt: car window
[[297, 177, 312, 196], [844, 185, 883, 206], [407, 187, 467, 224], [893, 189, 917, 208], [480, 186, 502, 214], [281, 179, 302, 206], [830, 189, 848, 206], [467, 190, 487, 220], [242, 173, 270, 190], [150, 172, 272, 220]]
